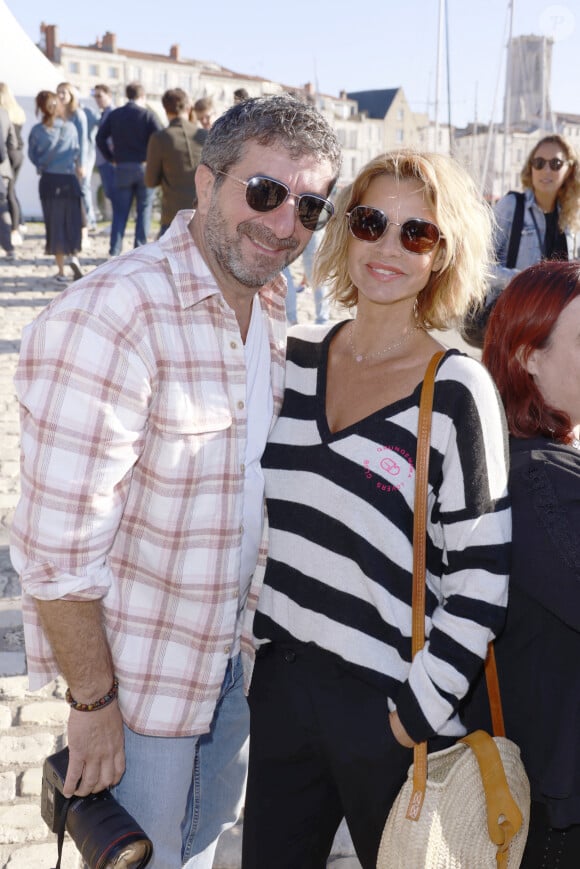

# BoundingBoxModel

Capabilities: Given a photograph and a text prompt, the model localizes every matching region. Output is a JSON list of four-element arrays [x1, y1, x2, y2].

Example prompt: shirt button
[[240, 462, 246, 473], [224, 645, 231, 655], [230, 341, 238, 350], [284, 649, 296, 663], [237, 400, 244, 410]]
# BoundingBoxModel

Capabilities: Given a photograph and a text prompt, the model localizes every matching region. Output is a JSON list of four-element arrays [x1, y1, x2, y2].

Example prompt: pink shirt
[[11, 211, 286, 736]]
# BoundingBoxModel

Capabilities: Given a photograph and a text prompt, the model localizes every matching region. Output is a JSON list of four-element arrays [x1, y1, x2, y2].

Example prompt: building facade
[[35, 23, 580, 198]]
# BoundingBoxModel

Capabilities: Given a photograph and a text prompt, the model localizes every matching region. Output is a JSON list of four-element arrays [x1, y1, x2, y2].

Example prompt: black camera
[[41, 747, 153, 869]]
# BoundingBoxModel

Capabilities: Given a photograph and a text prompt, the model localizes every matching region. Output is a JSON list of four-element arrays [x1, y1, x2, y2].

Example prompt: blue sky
[[10, 0, 580, 127]]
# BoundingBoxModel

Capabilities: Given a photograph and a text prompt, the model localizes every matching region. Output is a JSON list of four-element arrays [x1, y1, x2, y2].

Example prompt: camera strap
[[51, 796, 73, 869]]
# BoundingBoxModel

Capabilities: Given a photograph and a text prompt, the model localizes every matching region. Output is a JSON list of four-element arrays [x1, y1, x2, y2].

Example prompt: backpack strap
[[505, 191, 525, 269]]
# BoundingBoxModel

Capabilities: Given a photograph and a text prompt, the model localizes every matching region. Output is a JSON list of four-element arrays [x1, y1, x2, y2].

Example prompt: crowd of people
[[5, 82, 580, 869], [0, 79, 220, 280]]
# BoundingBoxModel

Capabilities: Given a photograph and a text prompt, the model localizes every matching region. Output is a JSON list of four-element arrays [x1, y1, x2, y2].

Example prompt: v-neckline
[[316, 321, 429, 441]]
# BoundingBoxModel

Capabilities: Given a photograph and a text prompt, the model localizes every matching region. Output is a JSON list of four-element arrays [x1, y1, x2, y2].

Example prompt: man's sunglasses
[[213, 170, 334, 231], [531, 157, 569, 171], [346, 205, 442, 254]]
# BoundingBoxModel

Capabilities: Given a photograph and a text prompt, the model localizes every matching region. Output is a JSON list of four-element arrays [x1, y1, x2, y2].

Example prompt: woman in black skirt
[[28, 90, 83, 283]]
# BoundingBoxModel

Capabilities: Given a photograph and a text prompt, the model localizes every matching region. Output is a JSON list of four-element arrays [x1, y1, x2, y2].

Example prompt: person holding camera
[[11, 94, 341, 869]]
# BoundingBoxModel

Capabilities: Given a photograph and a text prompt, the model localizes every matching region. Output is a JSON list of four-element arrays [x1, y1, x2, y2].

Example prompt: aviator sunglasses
[[346, 205, 442, 254], [212, 170, 334, 231], [530, 156, 569, 171]]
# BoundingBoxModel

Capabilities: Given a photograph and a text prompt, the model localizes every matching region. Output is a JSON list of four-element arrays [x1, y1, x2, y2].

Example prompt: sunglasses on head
[[346, 205, 442, 254], [531, 157, 568, 171], [212, 170, 334, 231]]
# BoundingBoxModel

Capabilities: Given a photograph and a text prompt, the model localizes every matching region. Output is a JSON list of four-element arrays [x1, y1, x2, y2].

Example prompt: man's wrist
[[66, 676, 119, 712]]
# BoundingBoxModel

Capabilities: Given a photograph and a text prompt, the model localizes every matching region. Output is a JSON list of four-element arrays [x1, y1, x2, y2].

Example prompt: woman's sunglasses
[[530, 157, 569, 171], [212, 170, 334, 231], [346, 205, 442, 254]]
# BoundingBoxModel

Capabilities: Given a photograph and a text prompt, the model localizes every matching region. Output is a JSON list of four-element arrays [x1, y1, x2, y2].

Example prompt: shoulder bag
[[377, 351, 530, 869]]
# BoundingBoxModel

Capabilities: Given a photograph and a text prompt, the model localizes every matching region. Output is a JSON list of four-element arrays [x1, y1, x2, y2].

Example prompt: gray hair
[[201, 93, 342, 185]]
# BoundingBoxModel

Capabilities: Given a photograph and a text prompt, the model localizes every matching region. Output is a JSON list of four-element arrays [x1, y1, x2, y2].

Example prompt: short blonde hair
[[521, 135, 580, 234], [314, 150, 494, 330]]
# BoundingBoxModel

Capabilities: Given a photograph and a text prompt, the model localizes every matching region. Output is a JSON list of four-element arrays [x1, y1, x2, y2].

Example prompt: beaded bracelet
[[65, 677, 119, 712]]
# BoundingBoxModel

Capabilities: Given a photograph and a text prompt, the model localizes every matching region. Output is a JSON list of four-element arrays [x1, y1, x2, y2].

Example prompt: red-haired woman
[[482, 259, 580, 867]]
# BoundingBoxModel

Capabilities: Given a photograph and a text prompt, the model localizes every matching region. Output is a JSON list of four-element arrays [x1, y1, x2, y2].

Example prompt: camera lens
[[67, 791, 153, 869], [105, 840, 152, 868]]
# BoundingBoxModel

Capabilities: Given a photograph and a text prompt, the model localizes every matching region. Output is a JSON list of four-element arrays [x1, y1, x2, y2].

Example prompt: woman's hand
[[389, 711, 416, 748]]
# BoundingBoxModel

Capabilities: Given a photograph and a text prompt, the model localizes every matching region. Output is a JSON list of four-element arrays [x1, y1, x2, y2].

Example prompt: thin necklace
[[349, 320, 421, 363]]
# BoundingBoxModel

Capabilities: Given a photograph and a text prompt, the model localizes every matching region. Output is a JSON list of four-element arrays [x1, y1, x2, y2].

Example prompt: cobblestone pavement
[[0, 225, 363, 868]]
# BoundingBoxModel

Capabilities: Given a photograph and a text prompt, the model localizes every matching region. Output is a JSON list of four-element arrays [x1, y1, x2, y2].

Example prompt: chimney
[[41, 24, 58, 62], [170, 44, 180, 61], [102, 31, 117, 53]]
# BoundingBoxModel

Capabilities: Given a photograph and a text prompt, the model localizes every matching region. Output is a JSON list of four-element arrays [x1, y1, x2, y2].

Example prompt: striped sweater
[[253, 322, 511, 743]]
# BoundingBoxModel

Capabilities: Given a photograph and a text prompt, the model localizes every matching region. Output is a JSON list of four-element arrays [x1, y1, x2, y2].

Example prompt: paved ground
[[0, 224, 364, 868]]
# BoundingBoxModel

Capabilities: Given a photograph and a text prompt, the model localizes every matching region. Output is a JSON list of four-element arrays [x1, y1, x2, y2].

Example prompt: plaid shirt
[[11, 211, 286, 736]]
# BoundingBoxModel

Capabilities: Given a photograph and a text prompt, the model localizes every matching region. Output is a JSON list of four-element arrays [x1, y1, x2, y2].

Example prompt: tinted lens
[[400, 219, 440, 253], [347, 206, 388, 241], [298, 196, 334, 231], [245, 176, 288, 212], [347, 207, 440, 253], [531, 157, 565, 171]]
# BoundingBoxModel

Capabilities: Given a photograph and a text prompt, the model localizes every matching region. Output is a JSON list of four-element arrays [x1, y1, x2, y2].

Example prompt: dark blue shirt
[[96, 100, 162, 164]]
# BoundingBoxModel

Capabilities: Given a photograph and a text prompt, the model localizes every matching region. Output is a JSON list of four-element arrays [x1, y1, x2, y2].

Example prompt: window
[[109, 67, 120, 79], [396, 128, 404, 143], [68, 62, 80, 74], [397, 108, 404, 121], [89, 64, 100, 76]]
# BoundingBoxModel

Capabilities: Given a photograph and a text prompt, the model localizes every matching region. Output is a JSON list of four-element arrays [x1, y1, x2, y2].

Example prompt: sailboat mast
[[501, 0, 515, 191], [433, 0, 444, 153]]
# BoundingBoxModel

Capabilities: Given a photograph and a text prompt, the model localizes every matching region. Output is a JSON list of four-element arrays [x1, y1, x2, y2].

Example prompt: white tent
[[0, 1, 61, 219]]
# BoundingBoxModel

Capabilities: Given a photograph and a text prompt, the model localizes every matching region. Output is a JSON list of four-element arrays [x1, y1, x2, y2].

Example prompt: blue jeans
[[283, 266, 299, 325], [112, 654, 249, 869], [80, 155, 97, 228], [98, 162, 115, 203], [109, 162, 155, 256]]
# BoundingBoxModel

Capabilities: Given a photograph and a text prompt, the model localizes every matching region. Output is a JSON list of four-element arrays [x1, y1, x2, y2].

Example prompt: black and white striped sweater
[[253, 321, 511, 743]]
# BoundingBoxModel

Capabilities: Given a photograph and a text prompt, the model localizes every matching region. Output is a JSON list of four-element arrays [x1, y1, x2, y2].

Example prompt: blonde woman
[[242, 151, 511, 869], [493, 134, 580, 290], [57, 81, 96, 233], [0, 82, 26, 242]]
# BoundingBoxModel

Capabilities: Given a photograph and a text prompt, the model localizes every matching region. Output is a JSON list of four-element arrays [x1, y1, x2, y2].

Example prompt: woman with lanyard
[[492, 135, 580, 293]]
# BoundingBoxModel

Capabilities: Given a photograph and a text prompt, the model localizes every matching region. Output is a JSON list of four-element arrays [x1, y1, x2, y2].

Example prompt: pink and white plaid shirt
[[11, 211, 286, 736]]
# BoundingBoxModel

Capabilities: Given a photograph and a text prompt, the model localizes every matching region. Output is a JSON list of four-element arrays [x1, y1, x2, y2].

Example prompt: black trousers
[[241, 641, 415, 869]]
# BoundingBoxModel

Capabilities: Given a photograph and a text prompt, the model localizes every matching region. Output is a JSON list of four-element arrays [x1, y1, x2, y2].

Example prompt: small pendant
[[355, 354, 364, 363]]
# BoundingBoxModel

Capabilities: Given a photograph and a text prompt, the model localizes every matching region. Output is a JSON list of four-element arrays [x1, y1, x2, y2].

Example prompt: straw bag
[[377, 352, 530, 869]]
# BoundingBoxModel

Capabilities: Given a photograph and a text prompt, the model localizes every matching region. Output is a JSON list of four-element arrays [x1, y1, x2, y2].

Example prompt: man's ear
[[194, 164, 215, 214]]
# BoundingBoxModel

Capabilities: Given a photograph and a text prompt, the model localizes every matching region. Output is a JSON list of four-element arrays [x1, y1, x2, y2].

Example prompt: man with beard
[[10, 94, 341, 869]]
